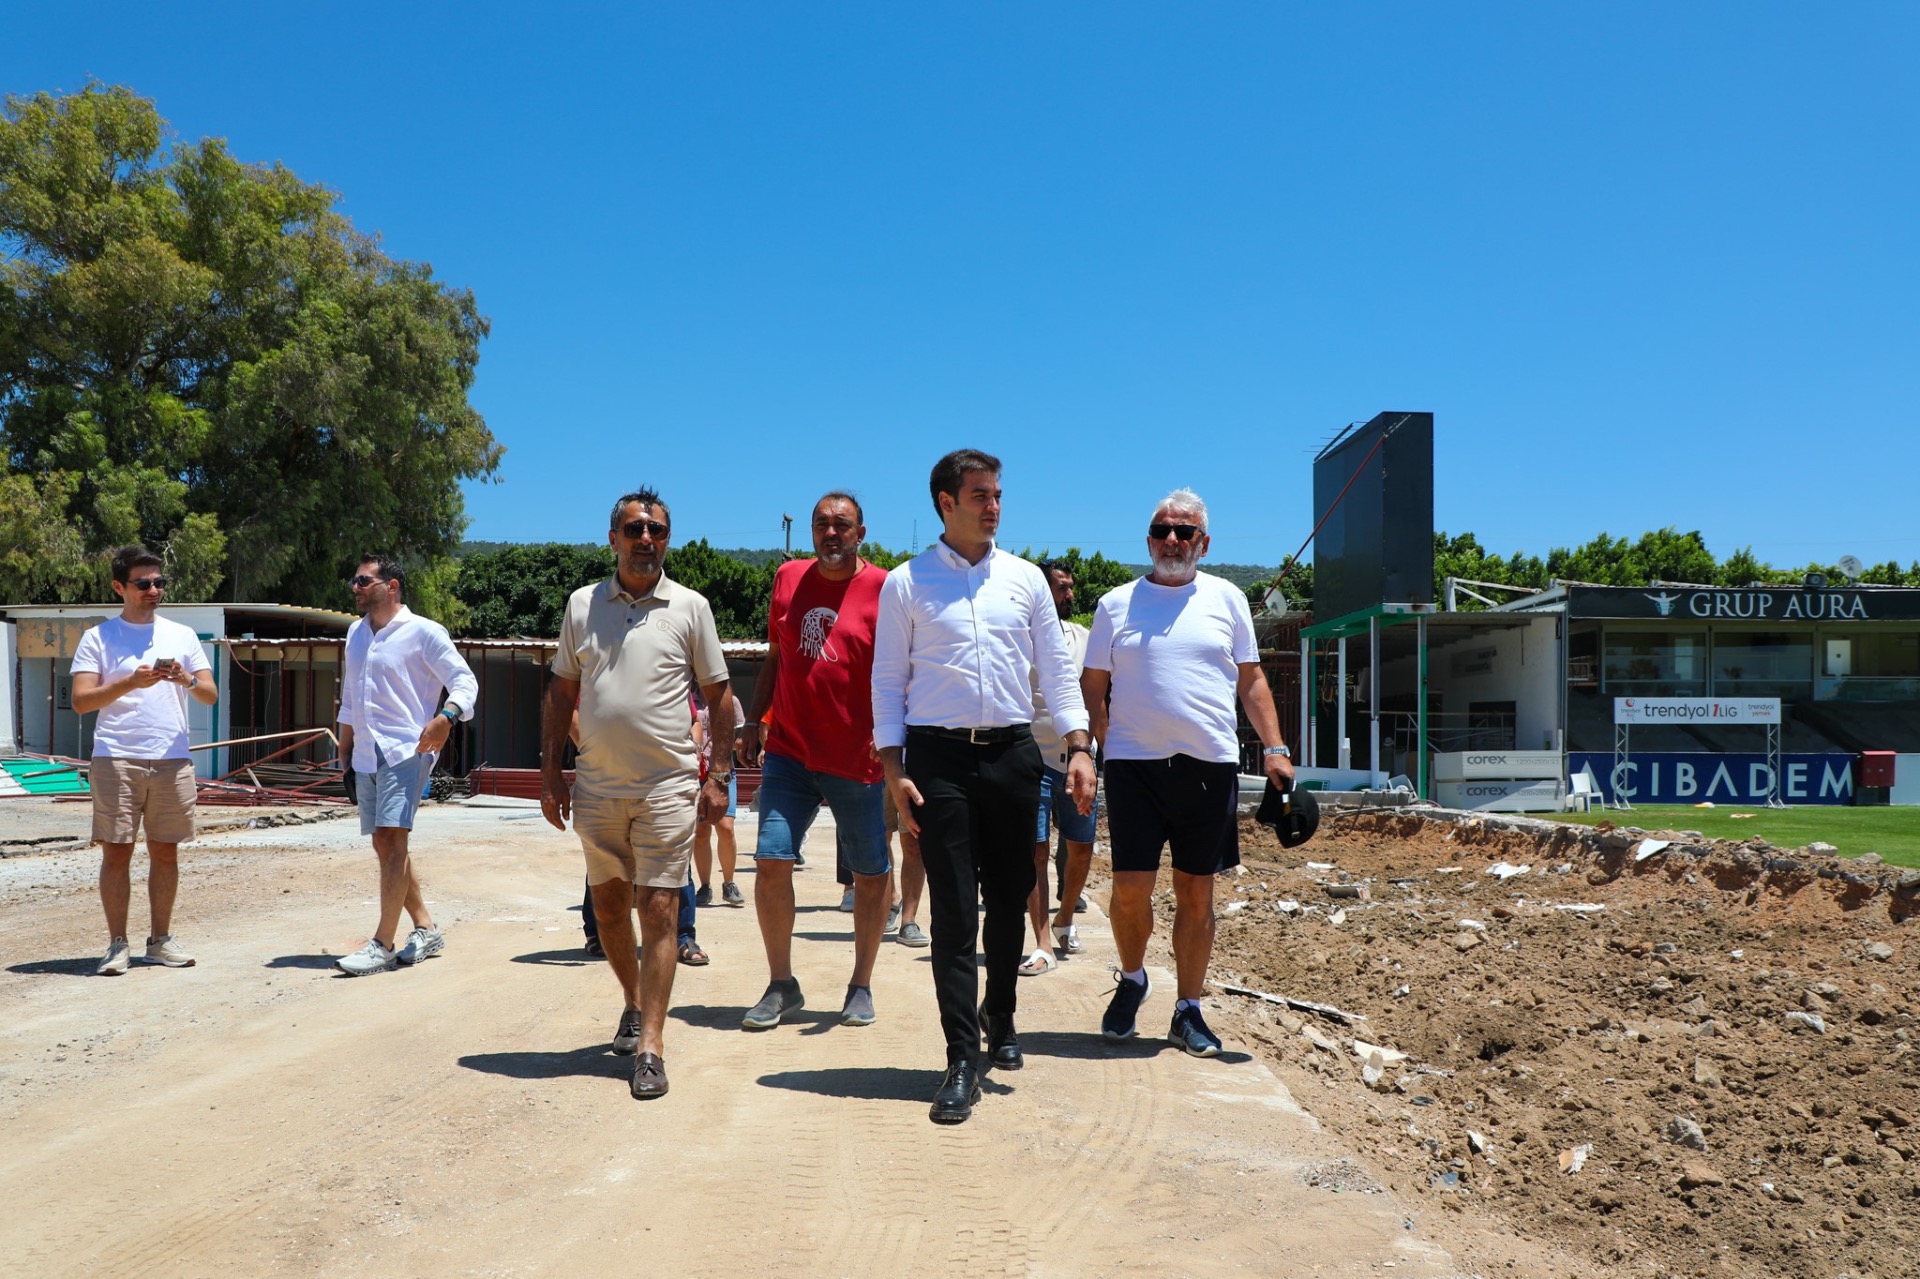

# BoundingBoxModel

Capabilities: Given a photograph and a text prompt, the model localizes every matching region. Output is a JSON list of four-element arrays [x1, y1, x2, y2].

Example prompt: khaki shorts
[[573, 779, 698, 889], [90, 757, 197, 844]]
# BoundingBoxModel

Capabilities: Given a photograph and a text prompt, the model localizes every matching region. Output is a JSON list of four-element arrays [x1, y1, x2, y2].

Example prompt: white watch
[[1264, 745, 1291, 759]]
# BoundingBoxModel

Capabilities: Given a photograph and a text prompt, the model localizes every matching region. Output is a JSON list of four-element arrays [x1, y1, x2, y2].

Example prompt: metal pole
[[1336, 636, 1349, 771], [1416, 615, 1428, 799], [1298, 634, 1311, 764], [1368, 616, 1380, 783]]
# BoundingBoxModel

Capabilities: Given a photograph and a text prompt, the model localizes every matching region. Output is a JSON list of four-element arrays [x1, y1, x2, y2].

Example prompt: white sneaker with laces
[[395, 926, 444, 965], [144, 934, 196, 967], [838, 887, 857, 913], [336, 939, 398, 976], [98, 938, 131, 976]]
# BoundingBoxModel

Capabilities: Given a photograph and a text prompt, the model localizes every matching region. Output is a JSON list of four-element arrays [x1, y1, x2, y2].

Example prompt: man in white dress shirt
[[335, 555, 478, 977], [872, 448, 1097, 1124]]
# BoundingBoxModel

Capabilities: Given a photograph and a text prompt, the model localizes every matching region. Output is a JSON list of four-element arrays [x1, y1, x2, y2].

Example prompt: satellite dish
[[1262, 584, 1289, 618], [1838, 555, 1864, 583]]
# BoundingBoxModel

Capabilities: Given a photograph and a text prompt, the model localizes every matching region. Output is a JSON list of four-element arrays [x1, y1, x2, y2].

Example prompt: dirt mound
[[1196, 806, 1920, 1279]]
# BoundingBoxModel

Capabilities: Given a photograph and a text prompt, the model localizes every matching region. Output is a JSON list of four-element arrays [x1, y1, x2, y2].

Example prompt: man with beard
[[872, 449, 1096, 1123], [335, 555, 478, 976], [1019, 559, 1098, 976], [1080, 489, 1294, 1057], [738, 492, 893, 1030], [542, 489, 735, 1100]]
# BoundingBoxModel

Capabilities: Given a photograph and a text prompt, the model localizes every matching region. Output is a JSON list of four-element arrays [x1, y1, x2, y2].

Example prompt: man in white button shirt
[[1081, 490, 1294, 1057], [873, 448, 1097, 1124], [334, 555, 478, 977], [70, 545, 220, 976]]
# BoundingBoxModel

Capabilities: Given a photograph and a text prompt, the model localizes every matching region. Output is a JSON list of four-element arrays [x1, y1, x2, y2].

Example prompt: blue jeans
[[753, 751, 891, 878]]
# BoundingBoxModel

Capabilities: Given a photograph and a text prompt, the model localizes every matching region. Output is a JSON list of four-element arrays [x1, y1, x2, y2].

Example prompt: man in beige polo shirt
[[541, 487, 736, 1101]]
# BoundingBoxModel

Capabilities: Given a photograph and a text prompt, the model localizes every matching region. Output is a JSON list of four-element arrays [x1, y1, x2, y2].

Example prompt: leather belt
[[907, 724, 1032, 745]]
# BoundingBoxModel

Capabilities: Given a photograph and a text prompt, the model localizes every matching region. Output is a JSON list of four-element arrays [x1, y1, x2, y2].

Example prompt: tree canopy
[[0, 84, 501, 605]]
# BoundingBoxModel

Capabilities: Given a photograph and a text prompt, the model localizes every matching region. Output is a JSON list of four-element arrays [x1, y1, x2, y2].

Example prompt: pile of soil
[[1189, 806, 1920, 1279]]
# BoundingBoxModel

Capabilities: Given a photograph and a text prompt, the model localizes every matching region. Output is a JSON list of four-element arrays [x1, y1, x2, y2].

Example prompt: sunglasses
[[348, 574, 390, 589], [126, 577, 167, 592], [621, 519, 670, 540], [1148, 523, 1202, 542]]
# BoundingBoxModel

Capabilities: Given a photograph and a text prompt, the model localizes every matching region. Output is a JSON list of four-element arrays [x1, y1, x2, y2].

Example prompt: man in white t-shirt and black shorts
[[69, 546, 219, 976], [1081, 490, 1294, 1057]]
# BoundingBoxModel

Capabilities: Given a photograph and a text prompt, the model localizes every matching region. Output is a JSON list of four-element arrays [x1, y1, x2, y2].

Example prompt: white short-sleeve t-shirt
[[70, 615, 211, 760], [1084, 572, 1258, 764]]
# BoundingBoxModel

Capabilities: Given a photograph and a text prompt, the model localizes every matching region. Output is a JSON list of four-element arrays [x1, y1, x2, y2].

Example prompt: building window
[[1711, 631, 1811, 698], [1852, 632, 1920, 678], [1603, 629, 1706, 696]]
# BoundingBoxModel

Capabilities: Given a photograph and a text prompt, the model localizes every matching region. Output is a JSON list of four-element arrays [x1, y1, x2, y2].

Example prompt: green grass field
[[1545, 804, 1920, 868]]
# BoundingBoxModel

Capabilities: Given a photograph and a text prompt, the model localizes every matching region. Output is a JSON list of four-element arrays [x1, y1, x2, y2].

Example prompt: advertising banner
[[1613, 698, 1781, 725], [1569, 751, 1854, 807], [1570, 585, 1920, 622]]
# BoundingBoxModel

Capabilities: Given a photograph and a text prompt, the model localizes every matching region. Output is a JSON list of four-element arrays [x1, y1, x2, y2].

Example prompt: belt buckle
[[969, 727, 988, 745]]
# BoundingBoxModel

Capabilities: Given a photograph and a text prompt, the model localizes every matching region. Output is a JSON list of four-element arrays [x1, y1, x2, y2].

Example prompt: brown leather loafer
[[631, 1051, 669, 1100]]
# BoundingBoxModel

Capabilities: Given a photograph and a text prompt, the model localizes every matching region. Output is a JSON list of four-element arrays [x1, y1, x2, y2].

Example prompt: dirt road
[[2, 799, 1480, 1278]]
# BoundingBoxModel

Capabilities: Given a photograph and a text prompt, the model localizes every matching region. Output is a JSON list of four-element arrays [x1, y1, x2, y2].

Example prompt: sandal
[[1018, 946, 1057, 976], [677, 940, 710, 966], [1051, 923, 1083, 955]]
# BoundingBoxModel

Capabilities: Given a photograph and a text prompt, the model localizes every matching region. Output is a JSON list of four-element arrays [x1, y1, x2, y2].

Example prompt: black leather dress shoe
[[929, 1060, 981, 1124], [980, 1011, 1023, 1070]]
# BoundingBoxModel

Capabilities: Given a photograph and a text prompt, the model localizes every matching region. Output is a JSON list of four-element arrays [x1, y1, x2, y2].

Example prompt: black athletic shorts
[[1104, 754, 1241, 877]]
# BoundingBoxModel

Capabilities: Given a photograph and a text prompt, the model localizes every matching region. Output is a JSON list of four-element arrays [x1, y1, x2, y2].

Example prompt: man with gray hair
[[1081, 488, 1294, 1057]]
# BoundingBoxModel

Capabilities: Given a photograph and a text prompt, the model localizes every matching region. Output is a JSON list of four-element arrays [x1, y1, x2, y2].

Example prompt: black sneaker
[[695, 882, 714, 908], [1101, 972, 1151, 1041], [742, 978, 805, 1030], [1169, 1004, 1223, 1058]]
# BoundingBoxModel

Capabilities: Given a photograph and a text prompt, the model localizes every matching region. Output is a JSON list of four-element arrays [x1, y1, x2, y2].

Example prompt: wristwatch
[[1263, 744, 1291, 759], [1066, 743, 1094, 762], [439, 706, 460, 724]]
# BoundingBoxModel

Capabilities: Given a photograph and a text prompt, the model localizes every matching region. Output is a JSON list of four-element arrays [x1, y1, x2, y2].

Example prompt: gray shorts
[[358, 747, 435, 835]]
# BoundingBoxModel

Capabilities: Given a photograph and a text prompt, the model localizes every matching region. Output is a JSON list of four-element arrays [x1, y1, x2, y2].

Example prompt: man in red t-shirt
[[738, 492, 894, 1030]]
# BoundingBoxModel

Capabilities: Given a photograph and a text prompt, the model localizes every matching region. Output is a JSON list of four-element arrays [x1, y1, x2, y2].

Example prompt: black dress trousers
[[904, 728, 1045, 1069]]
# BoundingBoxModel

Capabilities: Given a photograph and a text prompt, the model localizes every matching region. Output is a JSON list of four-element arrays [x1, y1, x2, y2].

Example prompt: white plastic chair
[[1564, 771, 1603, 813]]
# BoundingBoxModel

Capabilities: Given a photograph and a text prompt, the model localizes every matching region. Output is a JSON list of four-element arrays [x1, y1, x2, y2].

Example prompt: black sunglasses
[[127, 577, 167, 591], [348, 574, 389, 589], [1148, 523, 1202, 542], [622, 519, 670, 540]]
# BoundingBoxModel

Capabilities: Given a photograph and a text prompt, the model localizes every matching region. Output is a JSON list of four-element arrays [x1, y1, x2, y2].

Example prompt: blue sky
[[7, 4, 1917, 571]]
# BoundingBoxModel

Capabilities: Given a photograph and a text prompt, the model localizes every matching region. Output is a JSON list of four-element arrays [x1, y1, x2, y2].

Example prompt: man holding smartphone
[[69, 545, 219, 976]]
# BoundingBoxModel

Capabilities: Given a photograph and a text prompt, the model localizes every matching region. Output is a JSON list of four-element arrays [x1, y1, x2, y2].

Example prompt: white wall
[[1429, 616, 1561, 751], [0, 620, 15, 752]]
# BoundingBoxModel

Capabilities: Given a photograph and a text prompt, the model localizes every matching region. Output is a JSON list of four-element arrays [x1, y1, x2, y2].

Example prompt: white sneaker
[[395, 926, 444, 965], [144, 934, 196, 967], [336, 939, 398, 976], [98, 938, 131, 976], [838, 887, 857, 913]]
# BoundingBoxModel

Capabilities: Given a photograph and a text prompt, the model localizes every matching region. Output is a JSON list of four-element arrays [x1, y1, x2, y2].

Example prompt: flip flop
[[1018, 946, 1057, 976], [1051, 923, 1083, 955]]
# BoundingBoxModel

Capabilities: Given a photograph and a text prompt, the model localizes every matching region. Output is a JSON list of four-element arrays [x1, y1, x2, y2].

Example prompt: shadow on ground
[[7, 957, 101, 977], [263, 955, 338, 970], [458, 1044, 629, 1082], [510, 948, 599, 967]]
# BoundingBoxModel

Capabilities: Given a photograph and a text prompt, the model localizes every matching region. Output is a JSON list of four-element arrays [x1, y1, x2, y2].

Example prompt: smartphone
[[154, 658, 179, 674]]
